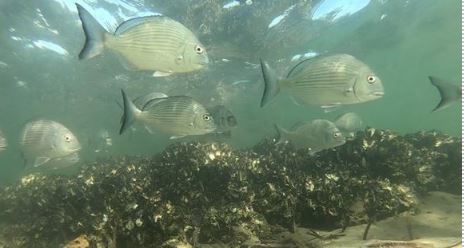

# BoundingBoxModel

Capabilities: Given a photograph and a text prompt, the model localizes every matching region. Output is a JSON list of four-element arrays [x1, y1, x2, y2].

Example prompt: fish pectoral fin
[[33, 157, 51, 167], [323, 108, 337, 113], [175, 55, 184, 64], [220, 130, 232, 139], [170, 135, 186, 140], [152, 71, 173, 77], [118, 56, 138, 71], [144, 125, 156, 134], [290, 96, 307, 106], [344, 87, 354, 95], [321, 103, 341, 113], [321, 103, 341, 108]]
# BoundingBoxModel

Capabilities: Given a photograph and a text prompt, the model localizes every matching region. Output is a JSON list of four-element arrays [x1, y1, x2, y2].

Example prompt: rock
[[0, 128, 459, 247]]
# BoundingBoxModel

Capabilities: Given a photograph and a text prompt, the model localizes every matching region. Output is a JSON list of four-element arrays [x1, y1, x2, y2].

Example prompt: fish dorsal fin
[[286, 58, 315, 78], [144, 125, 156, 134], [290, 121, 307, 131], [33, 157, 51, 167], [273, 124, 293, 144], [141, 97, 169, 111], [114, 15, 164, 35], [428, 76, 461, 112], [133, 92, 169, 108]]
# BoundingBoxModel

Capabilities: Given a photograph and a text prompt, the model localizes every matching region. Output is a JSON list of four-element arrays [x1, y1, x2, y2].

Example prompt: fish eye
[[194, 45, 204, 54], [202, 114, 211, 121], [333, 132, 341, 138], [367, 75, 376, 84], [64, 135, 71, 142], [227, 116, 236, 124]]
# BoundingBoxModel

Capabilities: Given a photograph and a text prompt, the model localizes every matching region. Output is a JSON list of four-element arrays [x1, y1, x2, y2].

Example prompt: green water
[[0, 1, 462, 247], [0, 0, 461, 181]]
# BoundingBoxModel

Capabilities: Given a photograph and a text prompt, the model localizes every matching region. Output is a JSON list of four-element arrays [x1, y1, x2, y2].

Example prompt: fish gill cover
[[0, 128, 460, 247]]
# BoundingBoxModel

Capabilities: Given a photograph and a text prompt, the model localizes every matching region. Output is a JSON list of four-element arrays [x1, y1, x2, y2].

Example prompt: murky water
[[0, 0, 461, 247]]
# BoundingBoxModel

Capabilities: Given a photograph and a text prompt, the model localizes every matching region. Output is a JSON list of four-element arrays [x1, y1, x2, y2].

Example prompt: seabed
[[0, 128, 460, 248]]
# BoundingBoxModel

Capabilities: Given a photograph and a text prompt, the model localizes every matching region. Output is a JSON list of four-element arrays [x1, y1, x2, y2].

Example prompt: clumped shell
[[0, 128, 459, 247]]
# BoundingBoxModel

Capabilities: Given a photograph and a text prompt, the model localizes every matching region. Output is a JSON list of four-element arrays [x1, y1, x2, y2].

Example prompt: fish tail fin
[[120, 89, 141, 135], [428, 76, 461, 112], [260, 59, 280, 107], [273, 124, 289, 145], [76, 3, 108, 60]]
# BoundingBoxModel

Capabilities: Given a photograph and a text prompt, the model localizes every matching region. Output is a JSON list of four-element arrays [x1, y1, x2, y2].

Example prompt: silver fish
[[428, 76, 461, 112], [334, 112, 363, 139], [260, 54, 384, 109], [274, 119, 346, 153], [76, 4, 209, 76], [19, 120, 81, 168], [192, 105, 237, 142], [131, 93, 235, 137], [206, 105, 237, 133], [0, 130, 7, 152], [119, 90, 216, 139]]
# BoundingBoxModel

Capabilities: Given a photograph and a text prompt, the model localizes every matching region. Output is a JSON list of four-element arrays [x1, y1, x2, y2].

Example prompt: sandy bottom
[[199, 191, 461, 248], [300, 191, 461, 248]]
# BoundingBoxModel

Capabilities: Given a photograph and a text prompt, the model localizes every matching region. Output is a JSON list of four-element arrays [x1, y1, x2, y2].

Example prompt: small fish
[[428, 76, 461, 112], [196, 105, 238, 141], [334, 112, 363, 139], [76, 4, 209, 76], [206, 105, 238, 133], [19, 120, 81, 168], [130, 93, 235, 137], [0, 130, 7, 152], [119, 89, 216, 138], [274, 119, 346, 153], [87, 129, 113, 153], [259, 54, 384, 109]]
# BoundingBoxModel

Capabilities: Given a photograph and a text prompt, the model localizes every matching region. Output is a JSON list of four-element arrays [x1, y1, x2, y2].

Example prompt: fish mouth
[[197, 62, 209, 67], [70, 147, 82, 153], [372, 91, 385, 97], [197, 56, 210, 66]]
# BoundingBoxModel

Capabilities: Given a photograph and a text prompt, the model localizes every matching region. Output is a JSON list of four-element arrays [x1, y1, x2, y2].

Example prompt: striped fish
[[125, 93, 235, 138], [334, 112, 363, 139], [119, 90, 216, 139], [19, 120, 81, 168], [76, 4, 209, 77], [274, 119, 346, 153], [259, 54, 384, 109], [205, 105, 237, 133]]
